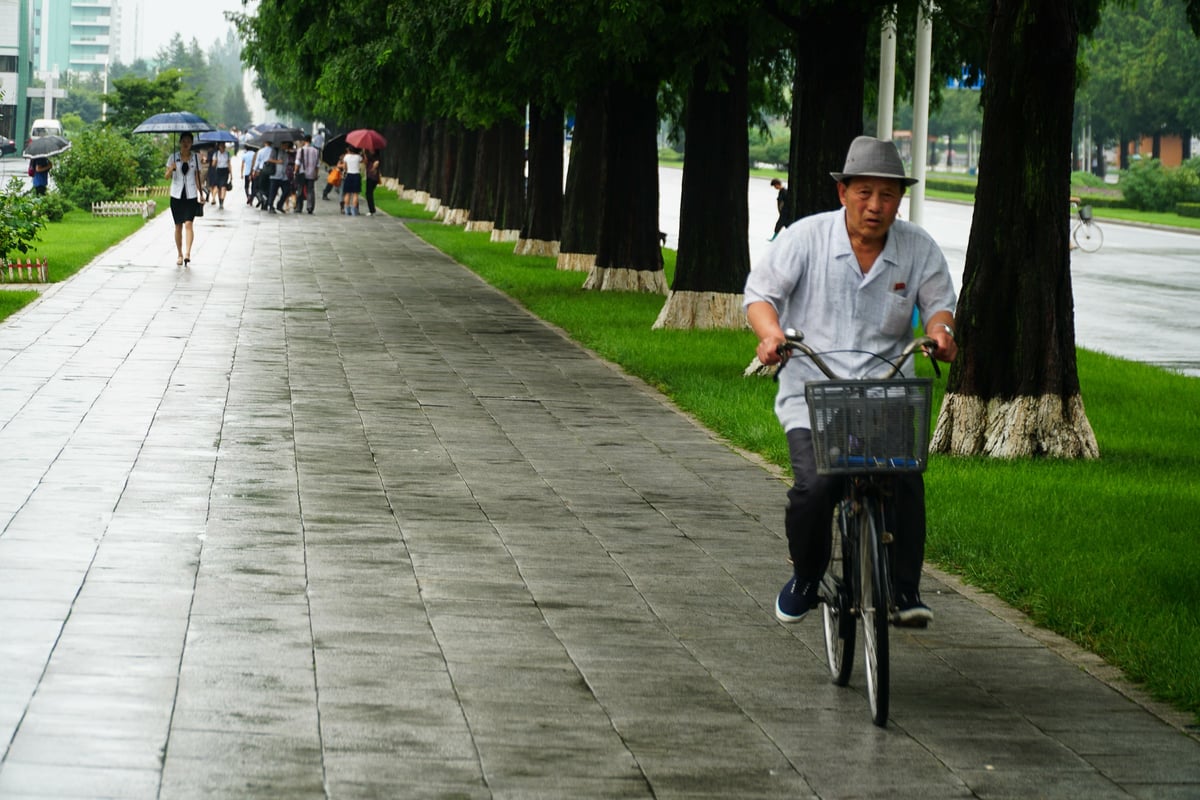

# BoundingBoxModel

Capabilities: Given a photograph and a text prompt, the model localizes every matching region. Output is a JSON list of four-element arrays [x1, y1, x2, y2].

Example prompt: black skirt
[[170, 195, 199, 224]]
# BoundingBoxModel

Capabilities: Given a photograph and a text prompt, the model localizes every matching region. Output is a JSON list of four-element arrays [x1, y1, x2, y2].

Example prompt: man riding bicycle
[[745, 136, 958, 627]]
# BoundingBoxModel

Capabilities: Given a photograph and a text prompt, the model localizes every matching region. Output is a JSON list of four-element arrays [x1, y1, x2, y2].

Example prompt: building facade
[[0, 0, 34, 140], [33, 0, 116, 75]]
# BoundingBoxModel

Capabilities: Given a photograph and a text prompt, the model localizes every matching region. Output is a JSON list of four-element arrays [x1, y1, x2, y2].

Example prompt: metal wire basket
[[805, 379, 933, 474]]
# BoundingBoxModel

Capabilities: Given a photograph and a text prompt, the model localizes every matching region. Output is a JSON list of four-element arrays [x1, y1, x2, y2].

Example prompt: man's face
[[838, 177, 904, 243]]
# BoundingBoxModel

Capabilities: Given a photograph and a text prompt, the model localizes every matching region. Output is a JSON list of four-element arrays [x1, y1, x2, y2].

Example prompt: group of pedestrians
[[166, 128, 385, 268], [244, 134, 322, 215], [236, 135, 380, 217]]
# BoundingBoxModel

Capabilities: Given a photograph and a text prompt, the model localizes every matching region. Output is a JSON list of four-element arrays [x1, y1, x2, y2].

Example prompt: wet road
[[659, 168, 1200, 378]]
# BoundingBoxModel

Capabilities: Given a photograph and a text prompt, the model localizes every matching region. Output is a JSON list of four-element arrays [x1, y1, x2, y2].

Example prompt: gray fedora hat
[[830, 135, 918, 186]]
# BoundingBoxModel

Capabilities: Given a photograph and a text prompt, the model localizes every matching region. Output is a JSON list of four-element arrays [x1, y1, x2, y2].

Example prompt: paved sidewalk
[[0, 204, 1197, 799]]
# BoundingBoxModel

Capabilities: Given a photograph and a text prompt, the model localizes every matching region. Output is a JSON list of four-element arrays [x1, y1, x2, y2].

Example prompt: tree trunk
[[466, 124, 500, 233], [786, 5, 870, 221], [394, 120, 421, 192], [517, 102, 564, 257], [585, 77, 666, 294], [655, 21, 751, 329], [490, 115, 526, 243], [445, 127, 477, 226], [424, 119, 447, 215], [413, 120, 437, 203], [931, 0, 1098, 459], [558, 88, 606, 273], [429, 120, 458, 216]]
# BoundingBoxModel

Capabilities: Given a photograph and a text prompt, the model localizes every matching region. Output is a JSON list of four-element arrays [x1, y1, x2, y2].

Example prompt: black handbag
[[194, 196, 204, 217]]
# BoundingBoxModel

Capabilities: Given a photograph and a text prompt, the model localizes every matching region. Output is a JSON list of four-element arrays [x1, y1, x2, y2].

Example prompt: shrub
[[34, 191, 72, 222], [1119, 158, 1200, 212], [61, 177, 111, 211], [54, 125, 157, 207], [0, 178, 46, 264]]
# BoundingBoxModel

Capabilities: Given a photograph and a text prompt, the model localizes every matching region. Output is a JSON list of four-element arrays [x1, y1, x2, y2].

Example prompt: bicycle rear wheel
[[1073, 220, 1103, 252], [860, 499, 890, 727], [820, 502, 855, 685]]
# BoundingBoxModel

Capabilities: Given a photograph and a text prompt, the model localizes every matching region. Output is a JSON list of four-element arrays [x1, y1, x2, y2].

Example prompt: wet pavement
[[1, 201, 1198, 798]]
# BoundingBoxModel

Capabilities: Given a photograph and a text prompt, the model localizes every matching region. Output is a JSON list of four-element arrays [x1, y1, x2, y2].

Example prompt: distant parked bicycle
[[777, 329, 939, 727], [1070, 197, 1103, 252]]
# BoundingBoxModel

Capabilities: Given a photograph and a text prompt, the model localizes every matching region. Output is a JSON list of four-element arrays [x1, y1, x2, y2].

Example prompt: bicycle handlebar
[[775, 328, 941, 380]]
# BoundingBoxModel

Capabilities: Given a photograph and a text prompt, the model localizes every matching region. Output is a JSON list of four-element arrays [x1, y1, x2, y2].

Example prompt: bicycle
[[777, 330, 938, 727], [1071, 201, 1104, 252]]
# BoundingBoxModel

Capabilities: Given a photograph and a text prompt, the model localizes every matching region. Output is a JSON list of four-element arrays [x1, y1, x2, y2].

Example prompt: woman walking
[[339, 147, 363, 216], [166, 132, 203, 267], [211, 142, 231, 208]]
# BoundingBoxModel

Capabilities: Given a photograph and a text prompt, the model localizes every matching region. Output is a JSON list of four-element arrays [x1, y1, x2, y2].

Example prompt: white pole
[[877, 9, 897, 141], [910, 4, 934, 226]]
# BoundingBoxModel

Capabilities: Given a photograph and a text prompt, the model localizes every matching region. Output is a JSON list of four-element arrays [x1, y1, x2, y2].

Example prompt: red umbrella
[[345, 129, 387, 150]]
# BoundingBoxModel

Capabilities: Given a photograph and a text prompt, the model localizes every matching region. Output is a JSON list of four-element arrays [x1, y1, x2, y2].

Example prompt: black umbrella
[[23, 135, 71, 159], [131, 111, 215, 135], [258, 127, 305, 145], [197, 130, 239, 145], [321, 133, 347, 167]]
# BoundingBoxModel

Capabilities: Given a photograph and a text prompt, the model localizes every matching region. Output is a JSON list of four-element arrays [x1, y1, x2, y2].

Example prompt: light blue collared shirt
[[744, 207, 957, 432]]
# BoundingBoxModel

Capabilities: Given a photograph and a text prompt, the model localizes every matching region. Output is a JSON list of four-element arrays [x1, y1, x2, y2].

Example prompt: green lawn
[[384, 190, 1200, 723], [0, 197, 166, 317]]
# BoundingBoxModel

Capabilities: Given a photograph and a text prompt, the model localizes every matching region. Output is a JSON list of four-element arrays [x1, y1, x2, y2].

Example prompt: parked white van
[[29, 119, 64, 139]]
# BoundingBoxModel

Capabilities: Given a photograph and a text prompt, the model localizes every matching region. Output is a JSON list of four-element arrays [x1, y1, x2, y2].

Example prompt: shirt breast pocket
[[881, 291, 915, 337]]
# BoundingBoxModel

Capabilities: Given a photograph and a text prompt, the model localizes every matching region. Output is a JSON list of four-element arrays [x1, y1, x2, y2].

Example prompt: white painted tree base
[[932, 392, 1100, 458]]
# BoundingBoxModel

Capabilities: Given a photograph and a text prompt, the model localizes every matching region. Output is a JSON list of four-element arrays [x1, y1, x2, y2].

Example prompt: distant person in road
[[770, 178, 789, 240], [322, 163, 343, 207], [745, 136, 958, 628], [241, 147, 256, 204], [268, 141, 292, 213], [339, 147, 364, 216], [30, 157, 51, 196], [363, 149, 382, 216], [210, 142, 231, 209], [165, 132, 203, 267], [294, 134, 320, 214], [252, 144, 274, 208]]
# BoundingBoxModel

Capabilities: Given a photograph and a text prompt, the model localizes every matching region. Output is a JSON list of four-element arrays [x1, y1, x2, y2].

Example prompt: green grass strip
[[383, 189, 1200, 723]]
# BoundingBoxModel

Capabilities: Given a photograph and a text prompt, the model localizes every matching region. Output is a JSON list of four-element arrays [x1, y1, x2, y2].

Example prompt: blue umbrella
[[197, 130, 239, 145], [131, 111, 215, 134]]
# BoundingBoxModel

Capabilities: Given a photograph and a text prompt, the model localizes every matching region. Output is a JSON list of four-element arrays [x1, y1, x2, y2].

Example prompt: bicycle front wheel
[[860, 500, 890, 727], [821, 502, 855, 686], [1073, 220, 1103, 252]]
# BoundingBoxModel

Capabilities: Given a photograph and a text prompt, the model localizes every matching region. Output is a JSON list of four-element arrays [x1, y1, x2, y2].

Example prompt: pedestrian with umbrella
[[341, 130, 385, 216], [132, 112, 214, 267], [22, 135, 71, 196], [165, 132, 203, 267]]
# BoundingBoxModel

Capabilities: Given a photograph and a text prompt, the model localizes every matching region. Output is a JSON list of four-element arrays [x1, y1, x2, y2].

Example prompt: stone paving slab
[[0, 204, 1197, 798]]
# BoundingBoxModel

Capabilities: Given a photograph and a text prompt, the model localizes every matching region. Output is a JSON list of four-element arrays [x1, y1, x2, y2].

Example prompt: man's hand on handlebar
[[924, 330, 957, 363], [758, 332, 789, 366]]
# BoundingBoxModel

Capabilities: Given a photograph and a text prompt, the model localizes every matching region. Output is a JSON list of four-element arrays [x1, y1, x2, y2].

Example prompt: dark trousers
[[268, 179, 289, 209], [295, 177, 316, 212], [785, 428, 926, 593], [365, 178, 379, 213], [255, 174, 271, 207]]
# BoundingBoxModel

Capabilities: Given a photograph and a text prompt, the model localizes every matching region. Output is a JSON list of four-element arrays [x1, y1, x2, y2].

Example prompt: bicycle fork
[[840, 487, 897, 623]]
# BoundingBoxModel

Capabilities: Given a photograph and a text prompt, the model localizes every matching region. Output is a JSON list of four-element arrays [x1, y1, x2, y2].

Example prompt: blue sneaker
[[775, 576, 819, 623], [894, 591, 933, 628]]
